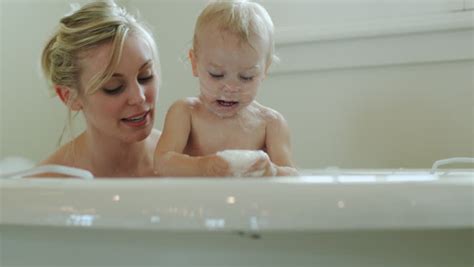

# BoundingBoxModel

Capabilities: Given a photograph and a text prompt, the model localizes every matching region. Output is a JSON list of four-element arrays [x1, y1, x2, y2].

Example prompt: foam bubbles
[[216, 149, 267, 177]]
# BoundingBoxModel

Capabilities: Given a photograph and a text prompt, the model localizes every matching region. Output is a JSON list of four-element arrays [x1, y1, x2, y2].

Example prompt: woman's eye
[[102, 86, 124, 95], [240, 75, 254, 81], [138, 75, 154, 83], [209, 72, 224, 79]]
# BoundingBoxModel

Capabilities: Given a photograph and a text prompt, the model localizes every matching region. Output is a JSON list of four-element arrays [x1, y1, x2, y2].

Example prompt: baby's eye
[[239, 75, 254, 81], [102, 85, 124, 95], [209, 72, 224, 79]]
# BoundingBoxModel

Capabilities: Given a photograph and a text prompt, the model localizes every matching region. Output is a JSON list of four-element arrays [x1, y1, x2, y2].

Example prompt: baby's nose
[[222, 82, 241, 92]]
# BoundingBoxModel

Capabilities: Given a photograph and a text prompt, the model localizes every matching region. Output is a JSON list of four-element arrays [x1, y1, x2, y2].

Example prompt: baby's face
[[191, 26, 269, 118]]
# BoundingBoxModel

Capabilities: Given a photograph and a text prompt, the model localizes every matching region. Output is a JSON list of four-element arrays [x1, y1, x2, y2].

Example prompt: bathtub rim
[[1, 169, 473, 232]]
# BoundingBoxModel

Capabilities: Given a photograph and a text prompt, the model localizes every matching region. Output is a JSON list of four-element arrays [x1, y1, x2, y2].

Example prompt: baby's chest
[[188, 121, 267, 154]]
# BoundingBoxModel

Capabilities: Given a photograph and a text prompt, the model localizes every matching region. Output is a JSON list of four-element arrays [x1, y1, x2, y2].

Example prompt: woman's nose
[[128, 82, 146, 105]]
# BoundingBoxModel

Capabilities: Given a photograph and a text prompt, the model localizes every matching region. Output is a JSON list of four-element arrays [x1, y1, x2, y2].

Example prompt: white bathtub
[[1, 169, 473, 267]]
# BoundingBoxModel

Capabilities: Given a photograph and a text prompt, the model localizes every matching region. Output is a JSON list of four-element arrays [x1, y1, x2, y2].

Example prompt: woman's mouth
[[121, 110, 151, 127]]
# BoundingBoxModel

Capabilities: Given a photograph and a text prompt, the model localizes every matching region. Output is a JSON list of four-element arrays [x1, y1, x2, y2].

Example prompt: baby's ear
[[263, 66, 269, 78], [188, 49, 198, 77], [54, 85, 82, 111]]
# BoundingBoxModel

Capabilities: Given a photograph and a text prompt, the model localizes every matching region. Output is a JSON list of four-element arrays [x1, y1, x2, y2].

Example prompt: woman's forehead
[[78, 41, 114, 76], [79, 35, 153, 79]]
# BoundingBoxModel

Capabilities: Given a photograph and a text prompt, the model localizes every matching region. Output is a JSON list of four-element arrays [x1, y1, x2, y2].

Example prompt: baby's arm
[[153, 99, 229, 177], [264, 111, 299, 176]]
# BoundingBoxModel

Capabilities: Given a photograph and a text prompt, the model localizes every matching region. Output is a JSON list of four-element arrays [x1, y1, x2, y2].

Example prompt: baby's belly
[[183, 143, 265, 157]]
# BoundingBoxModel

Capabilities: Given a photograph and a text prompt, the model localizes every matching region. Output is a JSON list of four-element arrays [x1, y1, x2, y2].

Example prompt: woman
[[39, 1, 161, 177]]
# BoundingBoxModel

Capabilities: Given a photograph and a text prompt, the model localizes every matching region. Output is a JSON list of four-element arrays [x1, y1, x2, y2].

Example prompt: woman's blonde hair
[[192, 0, 277, 66], [41, 0, 160, 145], [41, 0, 160, 97]]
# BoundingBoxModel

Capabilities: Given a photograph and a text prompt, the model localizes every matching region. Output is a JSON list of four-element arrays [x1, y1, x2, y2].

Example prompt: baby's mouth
[[216, 100, 239, 107]]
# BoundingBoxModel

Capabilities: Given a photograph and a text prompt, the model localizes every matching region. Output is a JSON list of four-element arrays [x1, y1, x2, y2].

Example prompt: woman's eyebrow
[[139, 59, 153, 71]]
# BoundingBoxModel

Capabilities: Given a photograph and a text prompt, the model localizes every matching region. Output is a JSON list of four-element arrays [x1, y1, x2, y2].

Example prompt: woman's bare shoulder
[[38, 141, 77, 168], [30, 142, 81, 178]]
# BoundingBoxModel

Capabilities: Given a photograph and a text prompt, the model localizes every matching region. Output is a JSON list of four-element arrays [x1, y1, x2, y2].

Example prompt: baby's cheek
[[241, 87, 258, 102], [199, 79, 220, 98]]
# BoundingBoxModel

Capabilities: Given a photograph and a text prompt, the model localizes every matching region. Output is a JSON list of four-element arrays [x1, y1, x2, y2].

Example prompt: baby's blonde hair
[[192, 0, 277, 66], [41, 0, 160, 98]]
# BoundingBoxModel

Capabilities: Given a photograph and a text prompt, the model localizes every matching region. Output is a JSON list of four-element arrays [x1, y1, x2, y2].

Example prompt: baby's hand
[[244, 151, 277, 177], [201, 154, 232, 177]]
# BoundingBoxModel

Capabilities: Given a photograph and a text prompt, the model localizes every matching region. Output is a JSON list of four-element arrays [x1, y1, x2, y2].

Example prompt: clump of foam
[[0, 156, 35, 176], [216, 149, 269, 177]]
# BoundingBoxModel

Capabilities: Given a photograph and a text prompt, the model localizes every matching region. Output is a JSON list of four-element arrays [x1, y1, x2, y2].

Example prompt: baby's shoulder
[[252, 103, 290, 135], [168, 97, 201, 114], [253, 102, 286, 124], [170, 97, 202, 113]]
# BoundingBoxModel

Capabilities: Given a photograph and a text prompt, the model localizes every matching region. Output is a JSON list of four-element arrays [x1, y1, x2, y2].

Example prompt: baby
[[154, 0, 298, 177]]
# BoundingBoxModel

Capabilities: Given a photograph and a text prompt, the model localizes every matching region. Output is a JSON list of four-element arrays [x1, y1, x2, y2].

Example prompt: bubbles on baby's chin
[[197, 81, 262, 133], [197, 95, 262, 137]]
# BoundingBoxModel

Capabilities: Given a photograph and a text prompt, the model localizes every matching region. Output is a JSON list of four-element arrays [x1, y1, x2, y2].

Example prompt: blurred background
[[1, 0, 473, 169]]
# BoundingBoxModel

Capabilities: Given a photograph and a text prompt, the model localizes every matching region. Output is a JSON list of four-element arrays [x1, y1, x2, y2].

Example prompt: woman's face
[[77, 34, 158, 143]]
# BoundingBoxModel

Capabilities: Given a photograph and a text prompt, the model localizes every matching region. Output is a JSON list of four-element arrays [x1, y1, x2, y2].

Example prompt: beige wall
[[1, 0, 473, 169]]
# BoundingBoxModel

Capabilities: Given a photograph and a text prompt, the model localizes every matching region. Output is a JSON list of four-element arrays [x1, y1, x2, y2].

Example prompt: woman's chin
[[138, 125, 154, 141], [121, 124, 154, 143]]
